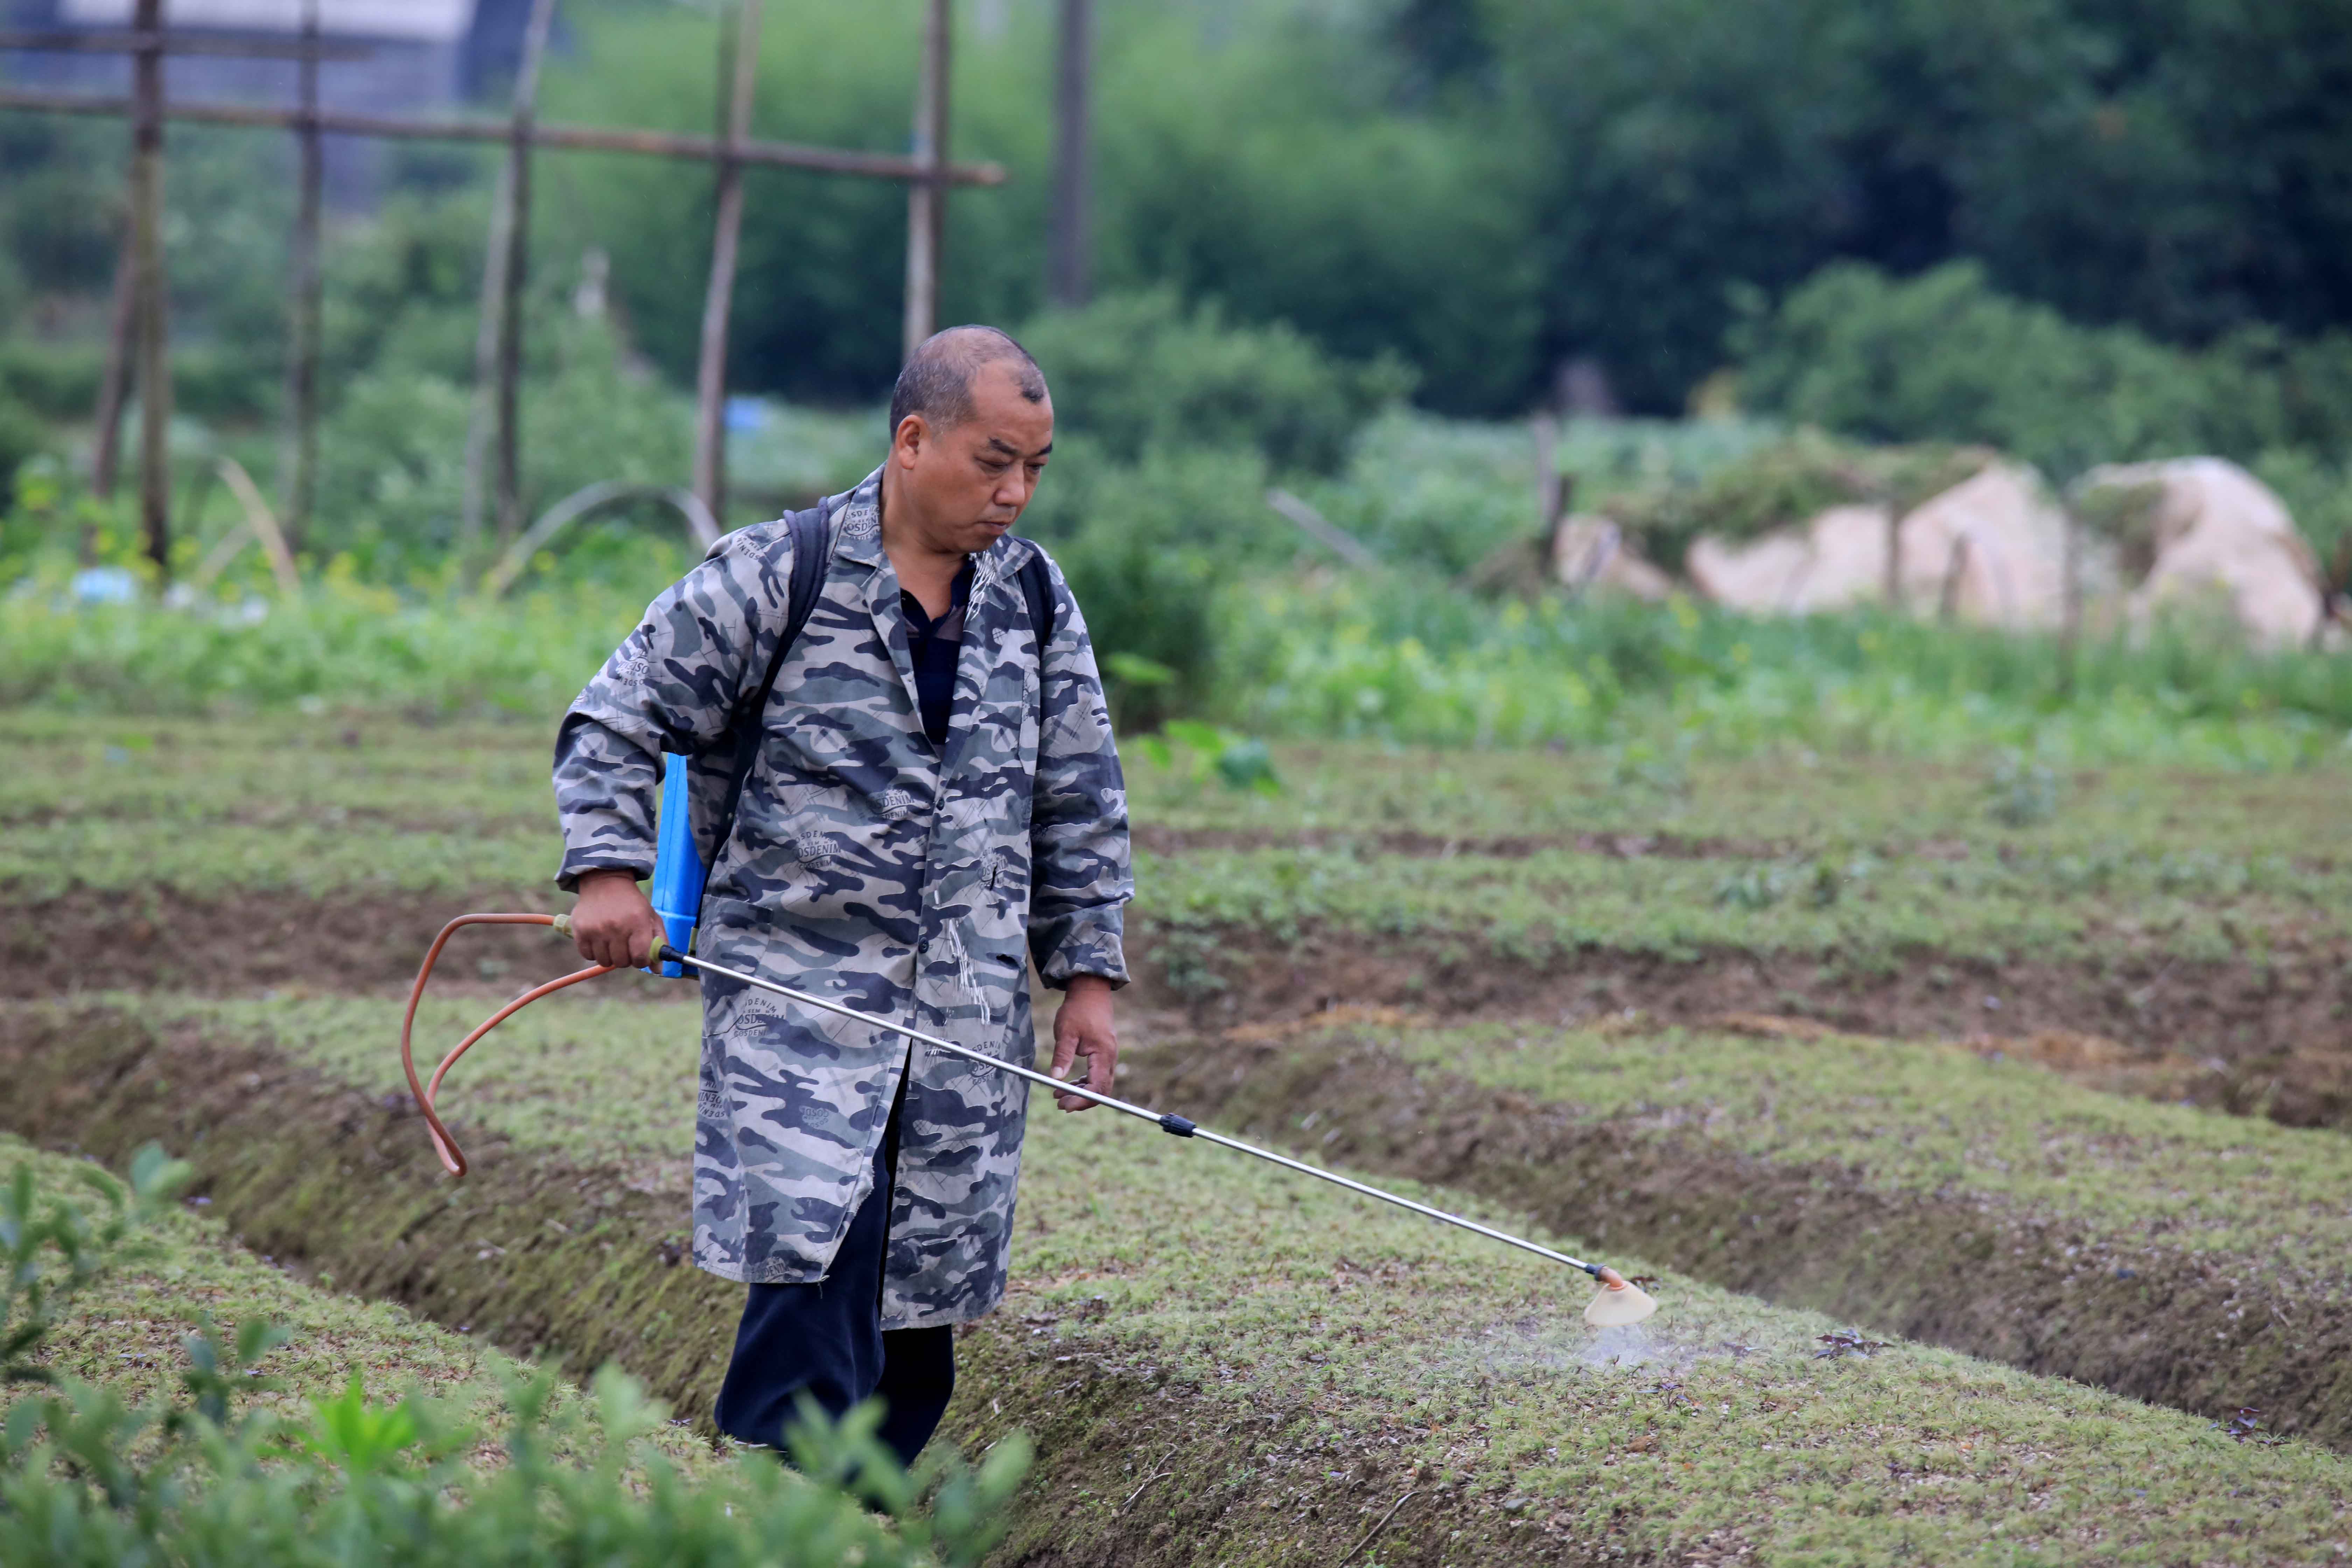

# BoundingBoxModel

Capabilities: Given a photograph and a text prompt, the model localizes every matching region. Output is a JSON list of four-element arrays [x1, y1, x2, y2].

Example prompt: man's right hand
[[570, 869, 667, 970]]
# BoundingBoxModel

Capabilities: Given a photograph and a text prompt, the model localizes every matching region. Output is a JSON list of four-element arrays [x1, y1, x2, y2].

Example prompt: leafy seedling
[[1813, 1329, 1891, 1360], [2213, 1407, 2284, 1446]]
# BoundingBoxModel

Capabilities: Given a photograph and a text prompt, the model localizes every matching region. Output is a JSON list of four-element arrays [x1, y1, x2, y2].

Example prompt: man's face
[[894, 362, 1054, 555]]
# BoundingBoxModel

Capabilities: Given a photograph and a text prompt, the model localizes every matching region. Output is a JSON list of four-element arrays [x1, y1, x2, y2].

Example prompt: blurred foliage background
[[3, 0, 2351, 761], [11, 0, 2352, 424]]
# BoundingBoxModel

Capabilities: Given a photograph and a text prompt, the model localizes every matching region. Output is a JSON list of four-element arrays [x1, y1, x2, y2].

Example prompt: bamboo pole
[[902, 0, 951, 357], [2058, 498, 2080, 699], [1047, 0, 1092, 307], [0, 88, 1007, 184], [128, 0, 170, 579], [276, 0, 322, 555], [214, 456, 303, 597], [90, 245, 135, 506], [1532, 412, 1560, 537], [456, 154, 514, 567], [493, 0, 559, 548], [692, 0, 762, 528], [0, 29, 370, 60]]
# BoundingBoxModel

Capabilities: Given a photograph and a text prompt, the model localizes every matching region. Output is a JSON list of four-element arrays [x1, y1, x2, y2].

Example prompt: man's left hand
[[1050, 975, 1118, 1112]]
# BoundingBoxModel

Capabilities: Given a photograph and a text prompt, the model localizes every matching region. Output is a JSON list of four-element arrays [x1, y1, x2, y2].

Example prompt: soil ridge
[[1117, 1029, 2352, 1448], [15, 889, 2349, 1139], [0, 1005, 1634, 1568], [1130, 919, 2352, 1131]]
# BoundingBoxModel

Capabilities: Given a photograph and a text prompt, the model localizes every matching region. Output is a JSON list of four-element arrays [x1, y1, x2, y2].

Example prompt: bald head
[[889, 325, 1048, 439], [880, 325, 1055, 562]]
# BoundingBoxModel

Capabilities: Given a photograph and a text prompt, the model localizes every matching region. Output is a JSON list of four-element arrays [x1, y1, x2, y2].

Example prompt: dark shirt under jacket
[[900, 559, 974, 749]]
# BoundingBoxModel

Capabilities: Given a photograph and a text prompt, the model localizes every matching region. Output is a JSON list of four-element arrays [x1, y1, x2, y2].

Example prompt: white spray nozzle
[[1584, 1267, 1659, 1327]]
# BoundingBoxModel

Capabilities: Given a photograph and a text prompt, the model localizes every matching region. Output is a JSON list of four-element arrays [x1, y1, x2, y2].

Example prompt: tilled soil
[[9, 999, 2347, 1460], [1129, 919, 2352, 1131], [1114, 1027, 2352, 1449], [0, 1004, 1624, 1568], [1132, 824, 1774, 861], [11, 887, 619, 1000], [18, 887, 2348, 1129]]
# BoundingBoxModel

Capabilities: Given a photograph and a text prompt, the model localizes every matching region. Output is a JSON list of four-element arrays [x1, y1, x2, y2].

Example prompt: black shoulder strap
[[1018, 545, 1056, 657], [704, 526, 1042, 871], [708, 505, 831, 865]]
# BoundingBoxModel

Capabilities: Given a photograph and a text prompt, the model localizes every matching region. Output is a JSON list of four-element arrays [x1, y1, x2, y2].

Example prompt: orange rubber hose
[[398, 912, 611, 1178]]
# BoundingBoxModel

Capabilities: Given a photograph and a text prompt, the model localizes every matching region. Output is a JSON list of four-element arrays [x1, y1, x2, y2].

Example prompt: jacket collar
[[830, 463, 1026, 590]]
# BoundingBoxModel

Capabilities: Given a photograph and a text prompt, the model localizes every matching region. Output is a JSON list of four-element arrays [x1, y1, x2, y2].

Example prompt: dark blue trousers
[[710, 1091, 956, 1469]]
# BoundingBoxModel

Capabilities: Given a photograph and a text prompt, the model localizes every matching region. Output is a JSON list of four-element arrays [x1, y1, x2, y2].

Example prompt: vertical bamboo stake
[[1532, 411, 1560, 539], [1046, 0, 1092, 308], [277, 0, 323, 556], [129, 0, 171, 578], [692, 0, 762, 528], [456, 153, 513, 567], [493, 0, 559, 548], [902, 0, 950, 358], [90, 246, 135, 508], [2058, 496, 2080, 700], [1883, 491, 1902, 612]]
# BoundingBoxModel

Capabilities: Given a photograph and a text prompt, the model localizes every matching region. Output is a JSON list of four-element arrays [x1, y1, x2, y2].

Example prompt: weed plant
[[0, 1139, 1024, 1567], [1222, 576, 2352, 767], [7, 568, 2345, 775]]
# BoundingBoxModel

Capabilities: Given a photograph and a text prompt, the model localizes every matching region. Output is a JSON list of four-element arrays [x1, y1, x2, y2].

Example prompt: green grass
[[1220, 578, 2352, 766], [1138, 841, 2344, 967], [16, 996, 2352, 1563], [1299, 1017, 2352, 1267], [1009, 1113, 2352, 1564], [174, 993, 702, 1174], [1132, 739, 2352, 856], [8, 721, 2346, 983], [0, 1132, 723, 1480], [0, 715, 560, 899], [7, 554, 2350, 774]]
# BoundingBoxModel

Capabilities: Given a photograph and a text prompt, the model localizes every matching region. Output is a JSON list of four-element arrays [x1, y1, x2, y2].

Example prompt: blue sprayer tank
[[646, 752, 705, 979]]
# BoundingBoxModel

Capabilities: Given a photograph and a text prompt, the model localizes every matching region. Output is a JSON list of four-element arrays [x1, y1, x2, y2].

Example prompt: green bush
[[1022, 440, 1272, 727], [0, 342, 287, 427], [1020, 289, 1410, 475], [315, 316, 692, 576], [1217, 574, 2352, 767], [1, 1147, 1026, 1568], [1734, 261, 2352, 479], [0, 573, 648, 715], [0, 342, 102, 422], [4, 567, 2347, 768], [536, 2, 1531, 414], [0, 392, 48, 512], [1275, 410, 1542, 578]]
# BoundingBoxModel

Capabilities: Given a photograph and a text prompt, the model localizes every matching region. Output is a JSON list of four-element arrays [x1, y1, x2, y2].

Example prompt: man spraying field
[[552, 326, 1131, 1465]]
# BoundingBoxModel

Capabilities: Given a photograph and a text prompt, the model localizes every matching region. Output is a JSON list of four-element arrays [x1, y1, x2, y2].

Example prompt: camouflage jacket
[[552, 468, 1131, 1327]]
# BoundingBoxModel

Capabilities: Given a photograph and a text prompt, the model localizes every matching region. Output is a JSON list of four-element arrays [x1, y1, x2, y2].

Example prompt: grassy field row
[[7, 1000, 2352, 1563], [0, 1133, 723, 1481], [8, 720, 2348, 973], [78, 989, 2352, 1447], [13, 716, 2348, 859], [1118, 1010, 2352, 1440]]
